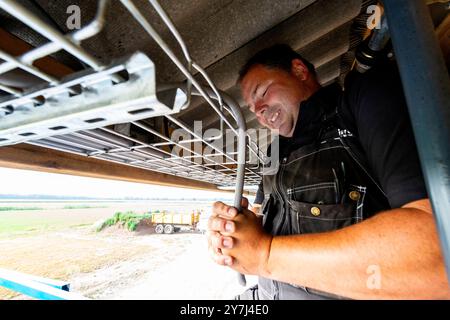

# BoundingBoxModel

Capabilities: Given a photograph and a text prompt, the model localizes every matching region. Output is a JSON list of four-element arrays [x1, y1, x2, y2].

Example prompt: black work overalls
[[257, 84, 391, 300]]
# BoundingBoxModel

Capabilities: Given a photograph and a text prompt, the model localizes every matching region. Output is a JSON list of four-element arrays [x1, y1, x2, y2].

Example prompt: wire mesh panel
[[0, 0, 264, 191]]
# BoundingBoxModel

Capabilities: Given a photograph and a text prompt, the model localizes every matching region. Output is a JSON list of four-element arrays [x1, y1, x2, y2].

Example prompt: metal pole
[[193, 87, 248, 285], [382, 0, 450, 281]]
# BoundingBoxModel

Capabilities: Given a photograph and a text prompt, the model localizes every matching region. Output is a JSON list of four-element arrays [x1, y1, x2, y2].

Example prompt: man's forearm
[[264, 208, 450, 299]]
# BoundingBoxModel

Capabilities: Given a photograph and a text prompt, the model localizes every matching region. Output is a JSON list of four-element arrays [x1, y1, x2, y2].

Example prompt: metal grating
[[0, 0, 265, 195]]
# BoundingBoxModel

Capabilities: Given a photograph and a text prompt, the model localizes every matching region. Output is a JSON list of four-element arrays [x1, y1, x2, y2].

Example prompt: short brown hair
[[238, 44, 316, 83]]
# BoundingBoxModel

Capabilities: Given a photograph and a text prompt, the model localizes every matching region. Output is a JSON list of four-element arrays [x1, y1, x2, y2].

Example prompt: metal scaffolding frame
[[383, 0, 450, 282], [0, 0, 266, 207]]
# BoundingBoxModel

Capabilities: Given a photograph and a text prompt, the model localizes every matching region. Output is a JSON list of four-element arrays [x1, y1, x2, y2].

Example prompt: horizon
[[0, 167, 250, 202], [0, 193, 234, 201]]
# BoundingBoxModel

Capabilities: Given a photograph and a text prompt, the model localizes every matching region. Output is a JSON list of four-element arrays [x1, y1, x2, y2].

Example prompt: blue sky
[[0, 167, 237, 200]]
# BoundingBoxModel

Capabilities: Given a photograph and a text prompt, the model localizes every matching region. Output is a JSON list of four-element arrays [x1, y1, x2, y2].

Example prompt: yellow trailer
[[151, 211, 201, 234]]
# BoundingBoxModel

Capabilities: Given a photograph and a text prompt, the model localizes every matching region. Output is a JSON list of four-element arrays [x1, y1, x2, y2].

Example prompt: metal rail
[[383, 0, 450, 282], [0, 268, 88, 300]]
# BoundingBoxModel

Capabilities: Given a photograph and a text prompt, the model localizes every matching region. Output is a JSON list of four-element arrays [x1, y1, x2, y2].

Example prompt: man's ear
[[291, 59, 309, 81]]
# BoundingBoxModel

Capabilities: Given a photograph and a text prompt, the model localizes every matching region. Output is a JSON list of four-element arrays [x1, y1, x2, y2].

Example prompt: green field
[[0, 212, 94, 235], [0, 207, 43, 211], [0, 200, 213, 238], [62, 205, 107, 209], [0, 202, 117, 237]]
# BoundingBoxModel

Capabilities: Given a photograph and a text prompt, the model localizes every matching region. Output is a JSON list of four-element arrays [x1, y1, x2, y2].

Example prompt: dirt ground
[[0, 223, 257, 300]]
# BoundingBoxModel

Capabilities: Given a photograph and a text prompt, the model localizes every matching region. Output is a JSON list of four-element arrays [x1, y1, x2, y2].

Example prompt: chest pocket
[[287, 182, 338, 204], [281, 142, 366, 235], [289, 199, 359, 234]]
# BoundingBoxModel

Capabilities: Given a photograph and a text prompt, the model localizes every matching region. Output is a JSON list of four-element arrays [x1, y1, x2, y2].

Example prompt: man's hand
[[207, 198, 273, 276]]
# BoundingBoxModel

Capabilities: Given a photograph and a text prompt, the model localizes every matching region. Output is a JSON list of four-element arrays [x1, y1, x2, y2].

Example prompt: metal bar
[[165, 115, 237, 163], [1, 73, 112, 118], [191, 61, 226, 141], [383, 0, 450, 281], [30, 139, 169, 174], [120, 0, 239, 136], [0, 62, 124, 109], [192, 86, 248, 286], [107, 141, 225, 181], [0, 0, 104, 71], [191, 87, 261, 181], [151, 137, 212, 147], [0, 268, 87, 300], [190, 85, 265, 165], [163, 109, 258, 187], [0, 84, 20, 96], [148, 0, 192, 111], [0, 53, 182, 147], [0, 50, 57, 83], [131, 120, 240, 176], [28, 139, 88, 155], [13, 0, 108, 68], [0, 268, 70, 291], [368, 14, 390, 51], [97, 127, 232, 182], [84, 129, 134, 148], [45, 136, 103, 153], [0, 0, 109, 100], [71, 131, 130, 150]]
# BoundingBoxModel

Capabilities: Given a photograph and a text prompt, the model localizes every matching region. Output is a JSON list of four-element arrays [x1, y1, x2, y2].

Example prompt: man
[[207, 44, 449, 299]]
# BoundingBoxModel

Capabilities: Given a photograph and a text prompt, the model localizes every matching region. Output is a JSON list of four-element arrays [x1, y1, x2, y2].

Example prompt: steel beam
[[383, 0, 450, 280]]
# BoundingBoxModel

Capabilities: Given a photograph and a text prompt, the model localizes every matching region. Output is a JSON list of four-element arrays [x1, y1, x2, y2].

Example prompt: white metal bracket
[[0, 52, 186, 146]]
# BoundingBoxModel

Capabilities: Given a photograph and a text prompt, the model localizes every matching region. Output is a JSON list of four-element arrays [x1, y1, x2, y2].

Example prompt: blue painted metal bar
[[0, 268, 87, 300], [0, 268, 70, 291], [382, 0, 450, 281]]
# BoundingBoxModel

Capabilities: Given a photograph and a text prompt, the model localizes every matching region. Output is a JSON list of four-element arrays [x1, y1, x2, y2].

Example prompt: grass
[[0, 209, 112, 237], [0, 207, 43, 211], [96, 211, 152, 232], [0, 205, 107, 211], [0, 216, 82, 236]]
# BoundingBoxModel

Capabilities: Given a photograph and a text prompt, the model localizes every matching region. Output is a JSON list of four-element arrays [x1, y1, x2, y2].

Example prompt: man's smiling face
[[240, 60, 313, 137]]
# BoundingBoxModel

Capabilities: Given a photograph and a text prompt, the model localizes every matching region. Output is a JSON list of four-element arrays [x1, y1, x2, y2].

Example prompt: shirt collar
[[292, 82, 342, 138], [277, 82, 342, 150]]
